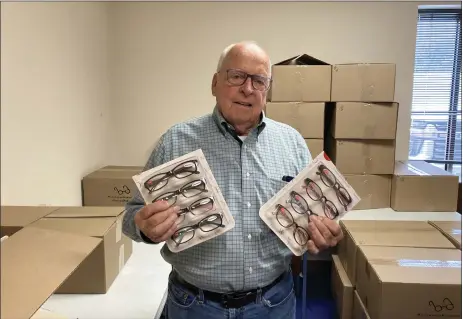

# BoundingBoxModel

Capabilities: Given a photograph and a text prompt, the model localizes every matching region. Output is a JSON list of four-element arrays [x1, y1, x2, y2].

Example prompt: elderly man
[[122, 41, 343, 319]]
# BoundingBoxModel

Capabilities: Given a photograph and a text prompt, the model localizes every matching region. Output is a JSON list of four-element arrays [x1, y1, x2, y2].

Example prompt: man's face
[[211, 46, 270, 132]]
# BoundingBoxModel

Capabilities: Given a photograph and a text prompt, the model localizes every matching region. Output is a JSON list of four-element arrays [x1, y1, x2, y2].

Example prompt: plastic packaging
[[259, 151, 361, 256], [132, 149, 235, 253]]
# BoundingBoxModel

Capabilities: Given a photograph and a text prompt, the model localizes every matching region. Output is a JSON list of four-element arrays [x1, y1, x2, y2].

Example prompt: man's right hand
[[134, 200, 179, 243]]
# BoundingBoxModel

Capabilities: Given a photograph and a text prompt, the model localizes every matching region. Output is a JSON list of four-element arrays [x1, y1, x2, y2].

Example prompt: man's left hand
[[306, 215, 343, 255]]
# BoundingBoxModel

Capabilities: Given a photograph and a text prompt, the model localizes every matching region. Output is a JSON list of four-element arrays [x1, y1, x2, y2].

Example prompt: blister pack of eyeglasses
[[132, 149, 235, 253], [259, 152, 361, 256]]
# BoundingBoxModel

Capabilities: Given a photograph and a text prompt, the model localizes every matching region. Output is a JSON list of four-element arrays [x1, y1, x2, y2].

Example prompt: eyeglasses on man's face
[[273, 204, 310, 246], [144, 160, 200, 194], [224, 69, 271, 91], [316, 164, 352, 209], [303, 178, 339, 220], [172, 213, 225, 246], [152, 179, 208, 207]]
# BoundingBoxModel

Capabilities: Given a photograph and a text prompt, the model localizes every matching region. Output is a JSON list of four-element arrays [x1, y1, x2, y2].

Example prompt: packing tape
[[116, 218, 122, 243], [368, 258, 461, 268], [362, 143, 372, 173], [450, 229, 462, 235], [119, 244, 125, 272]]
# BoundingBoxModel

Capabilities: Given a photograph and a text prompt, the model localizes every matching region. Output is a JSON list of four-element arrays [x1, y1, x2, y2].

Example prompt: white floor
[[40, 208, 461, 318]]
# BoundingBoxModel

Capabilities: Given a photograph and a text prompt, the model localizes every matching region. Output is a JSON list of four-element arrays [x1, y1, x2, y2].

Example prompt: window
[[409, 8, 462, 180]]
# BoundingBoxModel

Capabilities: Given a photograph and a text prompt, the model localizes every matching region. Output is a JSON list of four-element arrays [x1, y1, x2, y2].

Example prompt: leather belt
[[172, 271, 286, 309]]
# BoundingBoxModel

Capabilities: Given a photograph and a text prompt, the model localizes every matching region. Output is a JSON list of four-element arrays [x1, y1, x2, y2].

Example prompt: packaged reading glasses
[[132, 149, 235, 253], [259, 152, 361, 256]]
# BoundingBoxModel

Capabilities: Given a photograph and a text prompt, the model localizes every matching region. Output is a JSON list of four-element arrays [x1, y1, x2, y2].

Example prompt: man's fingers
[[141, 200, 170, 219], [147, 209, 179, 238], [320, 216, 343, 239], [152, 222, 178, 243], [307, 216, 329, 250], [307, 240, 319, 255], [311, 216, 336, 247]]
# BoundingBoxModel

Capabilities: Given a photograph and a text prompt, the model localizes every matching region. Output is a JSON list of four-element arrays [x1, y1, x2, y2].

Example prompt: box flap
[[274, 54, 329, 66], [360, 246, 461, 285], [1, 226, 101, 319], [333, 255, 352, 287], [31, 217, 117, 237], [101, 165, 143, 171], [1, 206, 61, 226], [46, 206, 125, 218], [394, 160, 457, 177]]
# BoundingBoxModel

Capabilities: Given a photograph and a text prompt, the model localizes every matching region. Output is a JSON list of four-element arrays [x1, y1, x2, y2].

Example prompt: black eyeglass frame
[[303, 178, 340, 220], [288, 190, 318, 217], [316, 164, 352, 209], [152, 179, 208, 205], [171, 213, 225, 246], [221, 69, 272, 91], [144, 159, 200, 194], [177, 196, 215, 218], [273, 204, 310, 246]]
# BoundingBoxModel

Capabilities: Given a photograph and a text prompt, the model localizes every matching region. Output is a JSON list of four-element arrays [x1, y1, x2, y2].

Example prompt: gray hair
[[216, 41, 271, 74]]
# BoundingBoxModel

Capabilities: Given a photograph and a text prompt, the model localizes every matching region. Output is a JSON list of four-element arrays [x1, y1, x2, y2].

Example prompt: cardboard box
[[429, 221, 462, 250], [391, 160, 460, 212], [29, 206, 133, 294], [331, 255, 353, 319], [356, 246, 461, 319], [266, 102, 325, 138], [305, 139, 324, 158], [338, 220, 456, 286], [330, 102, 398, 139], [269, 54, 332, 102], [353, 290, 371, 319], [327, 138, 395, 174], [82, 165, 143, 207], [331, 64, 396, 102], [344, 175, 391, 210], [0, 206, 61, 237], [1, 226, 101, 319]]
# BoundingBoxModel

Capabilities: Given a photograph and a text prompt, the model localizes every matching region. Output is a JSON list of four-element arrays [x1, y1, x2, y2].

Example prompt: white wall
[[1, 2, 110, 205], [1, 1, 456, 205], [108, 1, 422, 166]]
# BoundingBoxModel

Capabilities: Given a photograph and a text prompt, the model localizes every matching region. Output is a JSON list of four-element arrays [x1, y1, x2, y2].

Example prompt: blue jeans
[[164, 270, 296, 319]]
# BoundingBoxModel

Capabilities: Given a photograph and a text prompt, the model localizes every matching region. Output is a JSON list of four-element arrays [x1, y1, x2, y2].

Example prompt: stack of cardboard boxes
[[265, 53, 462, 318], [331, 219, 462, 319], [265, 53, 460, 213], [265, 54, 332, 157], [328, 63, 398, 210]]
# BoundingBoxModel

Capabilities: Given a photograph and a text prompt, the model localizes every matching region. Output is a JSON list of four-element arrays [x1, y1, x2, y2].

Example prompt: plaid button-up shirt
[[123, 106, 311, 293]]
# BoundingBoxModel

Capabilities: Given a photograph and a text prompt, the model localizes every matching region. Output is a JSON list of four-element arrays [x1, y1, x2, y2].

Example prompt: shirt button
[[247, 202, 251, 208], [248, 234, 252, 240], [249, 267, 253, 273], [246, 172, 250, 177]]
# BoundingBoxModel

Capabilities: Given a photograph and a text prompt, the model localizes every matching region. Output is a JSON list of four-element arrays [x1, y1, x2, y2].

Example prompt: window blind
[[409, 8, 462, 177]]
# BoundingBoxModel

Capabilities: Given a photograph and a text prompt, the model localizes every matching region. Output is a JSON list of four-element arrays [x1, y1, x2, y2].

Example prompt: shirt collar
[[212, 105, 267, 137]]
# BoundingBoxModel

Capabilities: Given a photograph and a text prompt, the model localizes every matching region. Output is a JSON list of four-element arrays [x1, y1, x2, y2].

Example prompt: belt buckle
[[221, 291, 255, 309]]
